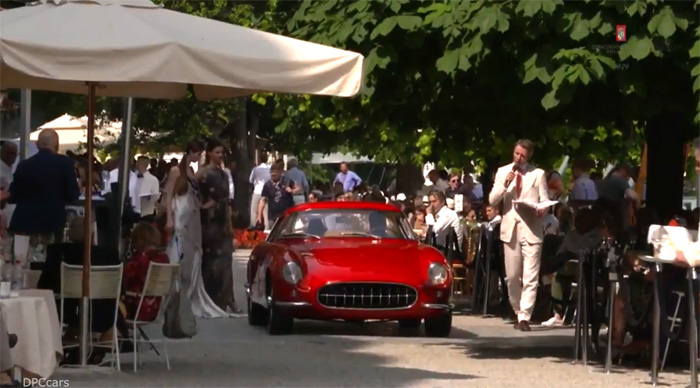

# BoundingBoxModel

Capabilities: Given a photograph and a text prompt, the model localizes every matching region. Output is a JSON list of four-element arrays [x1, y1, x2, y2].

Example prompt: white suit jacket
[[488, 163, 548, 244]]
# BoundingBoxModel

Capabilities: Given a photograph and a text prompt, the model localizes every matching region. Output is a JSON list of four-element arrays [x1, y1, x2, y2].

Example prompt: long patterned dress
[[199, 166, 236, 312], [166, 173, 227, 319]]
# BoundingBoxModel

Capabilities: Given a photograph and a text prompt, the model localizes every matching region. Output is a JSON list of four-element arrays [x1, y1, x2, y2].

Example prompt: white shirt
[[485, 215, 502, 231], [426, 205, 463, 246], [249, 163, 270, 195], [129, 171, 160, 215]]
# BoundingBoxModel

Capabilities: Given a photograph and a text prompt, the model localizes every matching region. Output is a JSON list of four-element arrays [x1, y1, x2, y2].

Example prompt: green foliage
[[269, 0, 698, 171]]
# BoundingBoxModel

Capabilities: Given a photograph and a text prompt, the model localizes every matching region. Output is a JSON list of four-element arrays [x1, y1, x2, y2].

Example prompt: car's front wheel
[[424, 313, 452, 337], [247, 294, 267, 326], [266, 288, 294, 335]]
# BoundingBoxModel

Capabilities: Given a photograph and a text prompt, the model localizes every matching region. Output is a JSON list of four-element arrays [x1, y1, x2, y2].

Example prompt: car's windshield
[[277, 209, 412, 240]]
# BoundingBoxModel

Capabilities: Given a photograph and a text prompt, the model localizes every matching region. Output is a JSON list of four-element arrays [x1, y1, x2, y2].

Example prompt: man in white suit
[[489, 139, 549, 331]]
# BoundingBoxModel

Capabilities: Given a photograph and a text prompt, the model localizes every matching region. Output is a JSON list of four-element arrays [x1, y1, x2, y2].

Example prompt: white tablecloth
[[0, 289, 62, 378]]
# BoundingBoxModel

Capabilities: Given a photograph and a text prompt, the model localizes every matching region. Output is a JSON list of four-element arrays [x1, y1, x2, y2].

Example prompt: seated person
[[37, 217, 121, 364], [542, 208, 603, 327], [426, 190, 463, 248], [121, 222, 169, 322]]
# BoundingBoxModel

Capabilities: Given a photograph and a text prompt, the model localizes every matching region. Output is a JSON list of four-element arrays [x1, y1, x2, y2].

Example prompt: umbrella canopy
[[0, 0, 364, 100]]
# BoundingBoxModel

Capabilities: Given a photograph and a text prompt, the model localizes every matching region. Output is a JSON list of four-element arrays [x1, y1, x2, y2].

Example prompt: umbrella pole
[[79, 82, 96, 367]]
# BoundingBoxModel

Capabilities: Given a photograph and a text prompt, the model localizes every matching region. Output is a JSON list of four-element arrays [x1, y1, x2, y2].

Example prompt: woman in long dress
[[199, 138, 239, 313], [164, 139, 227, 319]]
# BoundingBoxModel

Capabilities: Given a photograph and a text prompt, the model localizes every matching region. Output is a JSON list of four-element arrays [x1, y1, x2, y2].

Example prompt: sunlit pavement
[[54, 250, 691, 387]]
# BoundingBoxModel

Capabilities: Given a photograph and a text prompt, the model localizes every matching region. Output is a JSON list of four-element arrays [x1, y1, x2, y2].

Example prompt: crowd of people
[[2, 126, 700, 375]]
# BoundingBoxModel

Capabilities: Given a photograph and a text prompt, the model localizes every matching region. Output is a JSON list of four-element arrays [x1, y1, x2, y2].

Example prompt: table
[[0, 289, 62, 378], [638, 255, 698, 388]]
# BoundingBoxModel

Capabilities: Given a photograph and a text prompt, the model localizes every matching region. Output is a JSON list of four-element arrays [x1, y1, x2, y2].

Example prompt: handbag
[[162, 287, 197, 339]]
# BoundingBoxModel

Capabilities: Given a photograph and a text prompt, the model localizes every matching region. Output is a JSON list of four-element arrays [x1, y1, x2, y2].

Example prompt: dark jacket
[[9, 149, 80, 235]]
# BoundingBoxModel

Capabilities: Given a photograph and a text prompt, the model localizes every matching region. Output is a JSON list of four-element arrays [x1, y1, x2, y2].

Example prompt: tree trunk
[[645, 113, 693, 223], [231, 98, 253, 229]]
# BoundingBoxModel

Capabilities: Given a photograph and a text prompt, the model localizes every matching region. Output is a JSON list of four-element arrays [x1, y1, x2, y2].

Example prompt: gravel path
[[52, 250, 692, 387]]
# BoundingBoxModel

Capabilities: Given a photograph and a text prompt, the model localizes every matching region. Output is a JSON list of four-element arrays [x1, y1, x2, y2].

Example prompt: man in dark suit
[[9, 129, 80, 246]]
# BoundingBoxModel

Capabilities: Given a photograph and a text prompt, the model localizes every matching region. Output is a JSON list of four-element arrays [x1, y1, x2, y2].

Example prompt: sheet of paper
[[455, 194, 464, 212], [513, 200, 559, 211]]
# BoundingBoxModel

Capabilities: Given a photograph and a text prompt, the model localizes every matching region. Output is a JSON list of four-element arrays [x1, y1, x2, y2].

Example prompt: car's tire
[[247, 294, 267, 326], [424, 313, 452, 337], [398, 319, 422, 328], [266, 288, 294, 335]]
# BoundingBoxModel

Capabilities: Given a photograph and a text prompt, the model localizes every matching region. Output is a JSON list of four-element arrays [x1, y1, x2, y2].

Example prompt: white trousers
[[503, 222, 542, 322], [249, 193, 268, 228]]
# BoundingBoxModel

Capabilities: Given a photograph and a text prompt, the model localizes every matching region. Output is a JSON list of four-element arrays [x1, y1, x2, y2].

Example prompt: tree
[[272, 0, 698, 216]]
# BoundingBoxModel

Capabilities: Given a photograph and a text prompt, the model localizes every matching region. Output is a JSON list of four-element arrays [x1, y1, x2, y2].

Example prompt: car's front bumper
[[272, 287, 452, 321]]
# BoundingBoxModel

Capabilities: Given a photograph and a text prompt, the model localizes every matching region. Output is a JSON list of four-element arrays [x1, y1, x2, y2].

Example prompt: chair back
[[142, 262, 180, 298], [463, 224, 482, 266], [60, 263, 123, 300]]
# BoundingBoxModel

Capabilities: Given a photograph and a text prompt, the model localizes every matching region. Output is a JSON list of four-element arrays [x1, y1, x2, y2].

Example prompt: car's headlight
[[427, 262, 449, 285], [282, 261, 303, 285]]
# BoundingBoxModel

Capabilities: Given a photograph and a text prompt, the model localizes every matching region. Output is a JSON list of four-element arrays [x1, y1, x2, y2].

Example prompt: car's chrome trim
[[422, 303, 452, 310], [317, 282, 418, 310], [275, 301, 311, 307]]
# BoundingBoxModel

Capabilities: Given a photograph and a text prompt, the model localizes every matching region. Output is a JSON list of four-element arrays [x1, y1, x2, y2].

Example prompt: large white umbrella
[[0, 0, 363, 365], [0, 0, 363, 99]]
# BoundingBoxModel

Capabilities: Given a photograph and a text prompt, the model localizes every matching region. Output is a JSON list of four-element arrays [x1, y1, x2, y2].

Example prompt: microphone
[[505, 165, 518, 187]]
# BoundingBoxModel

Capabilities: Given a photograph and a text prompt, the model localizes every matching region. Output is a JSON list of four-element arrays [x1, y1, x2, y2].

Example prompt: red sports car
[[246, 201, 453, 336]]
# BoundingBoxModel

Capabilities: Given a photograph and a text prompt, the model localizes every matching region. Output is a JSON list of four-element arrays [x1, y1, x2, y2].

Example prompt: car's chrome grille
[[317, 283, 417, 309]]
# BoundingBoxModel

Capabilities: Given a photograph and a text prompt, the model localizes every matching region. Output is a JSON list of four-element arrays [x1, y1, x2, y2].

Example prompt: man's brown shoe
[[519, 321, 532, 332], [513, 321, 521, 330]]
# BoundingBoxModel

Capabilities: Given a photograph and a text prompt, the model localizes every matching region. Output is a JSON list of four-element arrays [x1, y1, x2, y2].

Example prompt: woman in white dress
[[164, 139, 227, 319]]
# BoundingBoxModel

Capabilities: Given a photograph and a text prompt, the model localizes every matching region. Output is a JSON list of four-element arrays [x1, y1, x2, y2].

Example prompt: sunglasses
[[450, 179, 459, 183]]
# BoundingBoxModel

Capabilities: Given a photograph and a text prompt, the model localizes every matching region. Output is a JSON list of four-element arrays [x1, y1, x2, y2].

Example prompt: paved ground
[[53, 250, 694, 387]]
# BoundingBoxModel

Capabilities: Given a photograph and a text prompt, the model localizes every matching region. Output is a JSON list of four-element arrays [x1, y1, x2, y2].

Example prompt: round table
[[0, 289, 62, 378]]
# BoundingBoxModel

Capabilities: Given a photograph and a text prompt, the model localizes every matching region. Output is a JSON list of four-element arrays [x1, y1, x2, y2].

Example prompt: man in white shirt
[[0, 141, 17, 229], [484, 203, 502, 231], [249, 152, 270, 228], [130, 156, 160, 222], [426, 190, 463, 247]]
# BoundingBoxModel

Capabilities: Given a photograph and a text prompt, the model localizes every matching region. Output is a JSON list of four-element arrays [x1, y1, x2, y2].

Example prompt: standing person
[[164, 139, 227, 319], [249, 151, 270, 228], [130, 156, 160, 223], [256, 162, 298, 228], [598, 165, 640, 228], [198, 139, 239, 314], [488, 139, 549, 331], [9, 129, 80, 262], [0, 141, 18, 230], [284, 157, 309, 205], [334, 162, 362, 193], [569, 158, 598, 201]]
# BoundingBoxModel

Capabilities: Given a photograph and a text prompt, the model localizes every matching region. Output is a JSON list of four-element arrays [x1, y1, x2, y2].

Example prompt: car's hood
[[287, 239, 430, 284]]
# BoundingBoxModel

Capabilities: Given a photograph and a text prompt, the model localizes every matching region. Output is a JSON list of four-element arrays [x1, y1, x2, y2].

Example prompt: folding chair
[[60, 263, 123, 371], [124, 262, 180, 372]]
